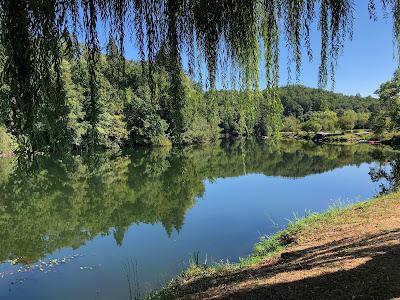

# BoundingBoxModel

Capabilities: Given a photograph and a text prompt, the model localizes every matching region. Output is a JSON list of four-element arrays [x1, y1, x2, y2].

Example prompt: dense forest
[[0, 42, 386, 153], [2, 39, 400, 153], [0, 42, 282, 153], [1, 1, 400, 154], [280, 85, 378, 133], [0, 42, 217, 151], [281, 85, 377, 119], [279, 70, 400, 134]]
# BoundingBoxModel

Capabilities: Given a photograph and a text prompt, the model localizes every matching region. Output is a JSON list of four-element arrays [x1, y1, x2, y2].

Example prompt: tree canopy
[[0, 0, 399, 151], [375, 69, 400, 131]]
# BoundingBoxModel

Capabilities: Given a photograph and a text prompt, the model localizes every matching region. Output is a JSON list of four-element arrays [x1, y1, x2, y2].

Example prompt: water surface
[[0, 140, 397, 299]]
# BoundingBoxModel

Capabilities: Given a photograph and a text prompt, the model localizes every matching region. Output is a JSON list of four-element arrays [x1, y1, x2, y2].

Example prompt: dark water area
[[0, 140, 398, 300]]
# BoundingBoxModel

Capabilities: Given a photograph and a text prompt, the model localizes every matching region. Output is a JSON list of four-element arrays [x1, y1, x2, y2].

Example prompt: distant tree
[[376, 69, 400, 130], [302, 120, 322, 133], [370, 112, 391, 134], [338, 109, 357, 130], [279, 85, 374, 120], [281, 116, 301, 133], [307, 111, 338, 132], [355, 112, 371, 129]]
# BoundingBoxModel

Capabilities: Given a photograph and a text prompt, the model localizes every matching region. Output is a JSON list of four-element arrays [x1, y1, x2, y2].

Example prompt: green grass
[[238, 204, 345, 267]]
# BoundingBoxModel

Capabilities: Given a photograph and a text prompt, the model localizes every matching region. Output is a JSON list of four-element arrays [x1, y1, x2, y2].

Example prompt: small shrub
[[253, 235, 284, 257]]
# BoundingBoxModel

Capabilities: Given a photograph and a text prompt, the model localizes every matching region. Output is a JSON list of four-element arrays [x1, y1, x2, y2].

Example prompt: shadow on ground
[[180, 229, 400, 299]]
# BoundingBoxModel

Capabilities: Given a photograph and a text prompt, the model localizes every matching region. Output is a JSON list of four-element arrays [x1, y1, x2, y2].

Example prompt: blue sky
[[117, 1, 397, 97], [274, 0, 397, 97]]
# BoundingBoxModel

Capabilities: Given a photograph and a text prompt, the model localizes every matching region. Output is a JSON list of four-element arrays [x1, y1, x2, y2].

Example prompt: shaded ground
[[173, 196, 400, 299]]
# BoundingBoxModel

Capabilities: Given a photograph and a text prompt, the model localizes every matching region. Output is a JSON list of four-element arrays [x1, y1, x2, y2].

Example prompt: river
[[0, 140, 397, 299]]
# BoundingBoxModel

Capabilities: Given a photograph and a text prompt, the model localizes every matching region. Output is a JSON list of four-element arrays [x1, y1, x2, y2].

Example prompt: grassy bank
[[147, 192, 400, 299]]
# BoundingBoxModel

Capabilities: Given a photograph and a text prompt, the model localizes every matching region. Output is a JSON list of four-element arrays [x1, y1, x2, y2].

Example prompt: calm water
[[0, 140, 397, 300]]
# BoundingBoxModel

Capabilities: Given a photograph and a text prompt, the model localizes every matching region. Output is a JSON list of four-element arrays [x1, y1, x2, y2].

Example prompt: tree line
[[1, 42, 399, 153], [279, 85, 377, 133], [0, 41, 283, 152], [0, 1, 398, 153]]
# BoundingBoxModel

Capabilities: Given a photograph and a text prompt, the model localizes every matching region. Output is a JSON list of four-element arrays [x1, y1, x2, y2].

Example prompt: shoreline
[[1, 130, 399, 158], [282, 130, 400, 146], [148, 192, 400, 299]]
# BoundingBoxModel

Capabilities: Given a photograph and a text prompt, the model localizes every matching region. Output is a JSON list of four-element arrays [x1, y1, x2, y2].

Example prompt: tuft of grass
[[234, 204, 345, 268], [123, 259, 141, 300], [189, 251, 200, 268]]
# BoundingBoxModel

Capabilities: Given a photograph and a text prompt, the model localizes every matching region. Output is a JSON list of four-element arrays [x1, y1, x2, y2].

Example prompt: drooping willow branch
[[0, 0, 398, 150]]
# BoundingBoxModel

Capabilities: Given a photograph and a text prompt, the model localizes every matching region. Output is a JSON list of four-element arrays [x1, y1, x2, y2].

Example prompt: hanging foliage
[[0, 0, 398, 151]]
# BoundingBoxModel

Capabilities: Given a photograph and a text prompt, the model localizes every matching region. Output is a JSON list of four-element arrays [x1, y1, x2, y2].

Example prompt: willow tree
[[0, 0, 399, 151]]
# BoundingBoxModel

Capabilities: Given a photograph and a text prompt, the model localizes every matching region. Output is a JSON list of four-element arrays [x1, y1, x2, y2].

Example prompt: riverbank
[[148, 192, 400, 299], [282, 130, 400, 146]]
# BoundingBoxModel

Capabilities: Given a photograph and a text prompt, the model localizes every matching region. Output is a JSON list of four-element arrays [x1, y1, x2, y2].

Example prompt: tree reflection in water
[[0, 140, 396, 265], [369, 153, 400, 195]]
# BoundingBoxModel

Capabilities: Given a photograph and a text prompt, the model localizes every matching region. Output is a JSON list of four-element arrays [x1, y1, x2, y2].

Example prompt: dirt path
[[174, 196, 400, 299]]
